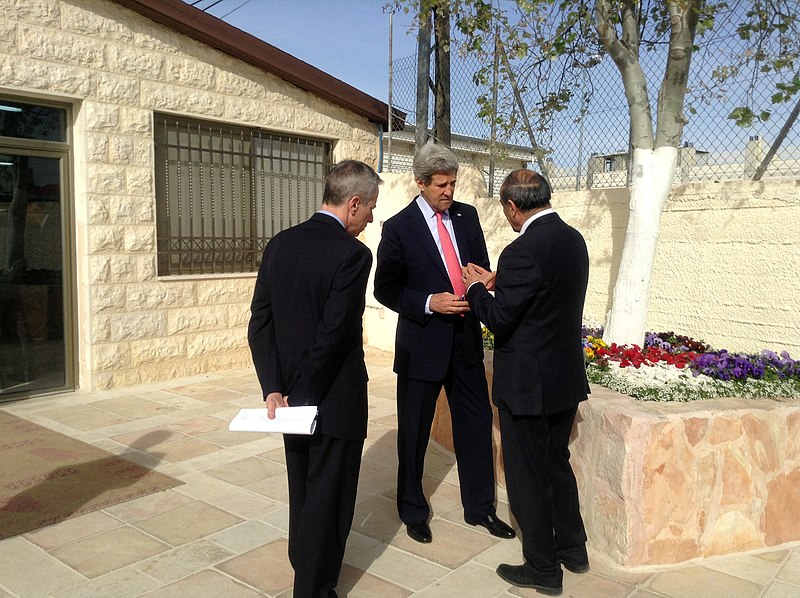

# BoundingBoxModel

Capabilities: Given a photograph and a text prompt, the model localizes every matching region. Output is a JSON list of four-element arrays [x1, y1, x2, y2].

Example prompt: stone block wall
[[0, 0, 380, 390], [571, 387, 800, 566]]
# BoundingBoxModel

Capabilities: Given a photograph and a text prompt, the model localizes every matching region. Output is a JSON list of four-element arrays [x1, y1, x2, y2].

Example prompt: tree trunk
[[603, 146, 677, 345], [415, 8, 432, 149], [597, 0, 698, 347], [433, 4, 451, 146]]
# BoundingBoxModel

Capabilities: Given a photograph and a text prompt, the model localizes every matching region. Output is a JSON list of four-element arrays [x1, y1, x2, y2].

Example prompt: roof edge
[[113, 0, 397, 128]]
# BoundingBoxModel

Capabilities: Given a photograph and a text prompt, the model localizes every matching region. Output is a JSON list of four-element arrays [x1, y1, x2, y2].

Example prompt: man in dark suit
[[374, 142, 514, 544], [248, 160, 381, 598], [463, 169, 590, 596]]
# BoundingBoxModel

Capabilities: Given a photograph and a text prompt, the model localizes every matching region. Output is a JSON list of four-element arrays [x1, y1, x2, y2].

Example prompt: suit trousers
[[284, 432, 364, 598], [498, 406, 587, 577], [395, 327, 495, 524]]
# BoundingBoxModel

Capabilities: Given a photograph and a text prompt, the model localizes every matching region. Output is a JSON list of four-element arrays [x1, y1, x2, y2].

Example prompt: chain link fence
[[388, 35, 800, 193]]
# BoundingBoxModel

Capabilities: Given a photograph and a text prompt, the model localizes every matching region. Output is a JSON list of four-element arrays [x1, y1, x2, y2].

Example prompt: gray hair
[[412, 142, 459, 184], [322, 160, 381, 206]]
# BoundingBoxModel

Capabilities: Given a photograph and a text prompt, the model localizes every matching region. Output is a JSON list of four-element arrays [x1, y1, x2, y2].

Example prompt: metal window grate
[[154, 114, 331, 275]]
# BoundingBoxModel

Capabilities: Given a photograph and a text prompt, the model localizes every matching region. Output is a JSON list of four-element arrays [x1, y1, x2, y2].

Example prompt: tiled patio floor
[[1, 349, 798, 597]]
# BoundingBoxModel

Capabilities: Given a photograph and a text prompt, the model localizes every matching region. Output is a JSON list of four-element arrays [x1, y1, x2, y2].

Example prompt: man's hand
[[264, 392, 289, 419], [463, 263, 496, 291], [429, 292, 470, 315]]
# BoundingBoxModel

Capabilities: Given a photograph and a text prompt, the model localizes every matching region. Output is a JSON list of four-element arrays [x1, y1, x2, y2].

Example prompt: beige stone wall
[[1, 0, 380, 389], [367, 174, 800, 356]]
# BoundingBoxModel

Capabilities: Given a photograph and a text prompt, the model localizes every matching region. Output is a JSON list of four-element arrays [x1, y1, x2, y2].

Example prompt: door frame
[[0, 97, 75, 400]]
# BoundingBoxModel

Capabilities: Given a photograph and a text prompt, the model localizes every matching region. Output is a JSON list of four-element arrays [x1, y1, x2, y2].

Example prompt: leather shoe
[[473, 513, 516, 539], [496, 563, 563, 595], [558, 546, 590, 573], [406, 521, 432, 543], [560, 557, 590, 574]]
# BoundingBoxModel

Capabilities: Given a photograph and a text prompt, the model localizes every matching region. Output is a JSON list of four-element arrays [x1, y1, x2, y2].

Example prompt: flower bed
[[483, 327, 800, 402]]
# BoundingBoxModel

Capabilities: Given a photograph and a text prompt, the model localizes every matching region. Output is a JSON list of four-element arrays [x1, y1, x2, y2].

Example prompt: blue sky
[[185, 0, 419, 101]]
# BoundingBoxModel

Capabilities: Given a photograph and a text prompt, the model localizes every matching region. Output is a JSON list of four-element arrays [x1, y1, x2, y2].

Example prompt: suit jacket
[[467, 213, 590, 416], [248, 213, 372, 441], [374, 199, 490, 381]]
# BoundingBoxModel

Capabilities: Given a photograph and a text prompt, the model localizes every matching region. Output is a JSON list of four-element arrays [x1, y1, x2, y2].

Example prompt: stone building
[[0, 0, 393, 399]]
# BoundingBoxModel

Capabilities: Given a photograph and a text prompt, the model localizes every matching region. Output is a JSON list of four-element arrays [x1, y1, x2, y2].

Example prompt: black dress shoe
[[473, 513, 516, 538], [406, 521, 432, 543], [558, 546, 590, 573], [559, 557, 590, 574], [496, 563, 563, 595]]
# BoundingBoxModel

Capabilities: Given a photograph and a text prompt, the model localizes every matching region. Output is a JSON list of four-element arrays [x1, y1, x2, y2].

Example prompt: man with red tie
[[374, 142, 514, 544]]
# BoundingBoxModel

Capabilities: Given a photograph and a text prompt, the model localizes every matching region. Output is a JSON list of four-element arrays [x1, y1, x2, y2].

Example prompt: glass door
[[0, 99, 72, 400]]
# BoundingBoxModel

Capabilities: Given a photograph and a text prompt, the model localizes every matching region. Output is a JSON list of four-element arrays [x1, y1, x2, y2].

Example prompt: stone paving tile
[[111, 428, 221, 462], [0, 536, 45, 563], [256, 446, 287, 464], [258, 505, 290, 534], [426, 478, 468, 515], [343, 530, 385, 562], [777, 550, 800, 585], [346, 544, 450, 592], [0, 551, 88, 596], [140, 569, 262, 597], [133, 500, 242, 546], [103, 488, 191, 522], [756, 549, 790, 564], [89, 397, 178, 420], [556, 570, 636, 598], [135, 538, 235, 583], [338, 562, 414, 597], [412, 561, 509, 597], [57, 566, 161, 598], [201, 486, 284, 520], [217, 538, 294, 595], [351, 494, 404, 542], [24, 510, 121, 550], [39, 404, 131, 431], [359, 464, 402, 497], [49, 526, 170, 579], [247, 472, 291, 504], [168, 470, 233, 501], [703, 553, 783, 585], [204, 455, 285, 486], [763, 579, 800, 598], [474, 534, 527, 568], [208, 519, 284, 554], [166, 415, 229, 435], [196, 429, 265, 448], [646, 565, 763, 598], [390, 519, 498, 569]]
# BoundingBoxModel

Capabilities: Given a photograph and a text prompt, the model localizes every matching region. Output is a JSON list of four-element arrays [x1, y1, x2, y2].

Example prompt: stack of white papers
[[229, 406, 318, 435]]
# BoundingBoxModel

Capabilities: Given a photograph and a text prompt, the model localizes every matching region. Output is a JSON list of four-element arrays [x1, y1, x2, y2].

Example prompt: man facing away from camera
[[248, 160, 380, 598], [463, 169, 590, 596]]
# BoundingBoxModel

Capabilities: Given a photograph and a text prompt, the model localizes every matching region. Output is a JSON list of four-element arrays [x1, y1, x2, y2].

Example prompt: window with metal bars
[[154, 114, 331, 276]]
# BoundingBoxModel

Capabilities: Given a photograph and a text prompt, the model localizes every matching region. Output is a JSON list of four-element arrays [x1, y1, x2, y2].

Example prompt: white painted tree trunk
[[603, 146, 678, 346]]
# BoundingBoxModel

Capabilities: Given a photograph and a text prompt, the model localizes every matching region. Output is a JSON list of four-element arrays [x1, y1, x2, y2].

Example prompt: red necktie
[[436, 211, 467, 297]]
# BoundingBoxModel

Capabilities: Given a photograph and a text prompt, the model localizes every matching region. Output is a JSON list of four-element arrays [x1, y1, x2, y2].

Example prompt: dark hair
[[499, 169, 552, 211], [413, 142, 459, 184], [322, 160, 381, 206]]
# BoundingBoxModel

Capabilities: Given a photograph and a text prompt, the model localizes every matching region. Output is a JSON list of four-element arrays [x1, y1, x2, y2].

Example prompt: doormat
[[0, 410, 182, 539]]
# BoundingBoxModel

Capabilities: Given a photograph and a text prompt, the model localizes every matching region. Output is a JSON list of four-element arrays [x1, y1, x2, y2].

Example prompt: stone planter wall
[[431, 352, 800, 566]]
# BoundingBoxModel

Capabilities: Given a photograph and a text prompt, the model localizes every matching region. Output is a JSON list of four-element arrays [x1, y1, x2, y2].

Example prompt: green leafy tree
[[391, 0, 798, 346]]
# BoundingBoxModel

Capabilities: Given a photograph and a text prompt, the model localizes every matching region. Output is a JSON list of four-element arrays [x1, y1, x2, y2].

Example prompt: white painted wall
[[365, 174, 800, 356]]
